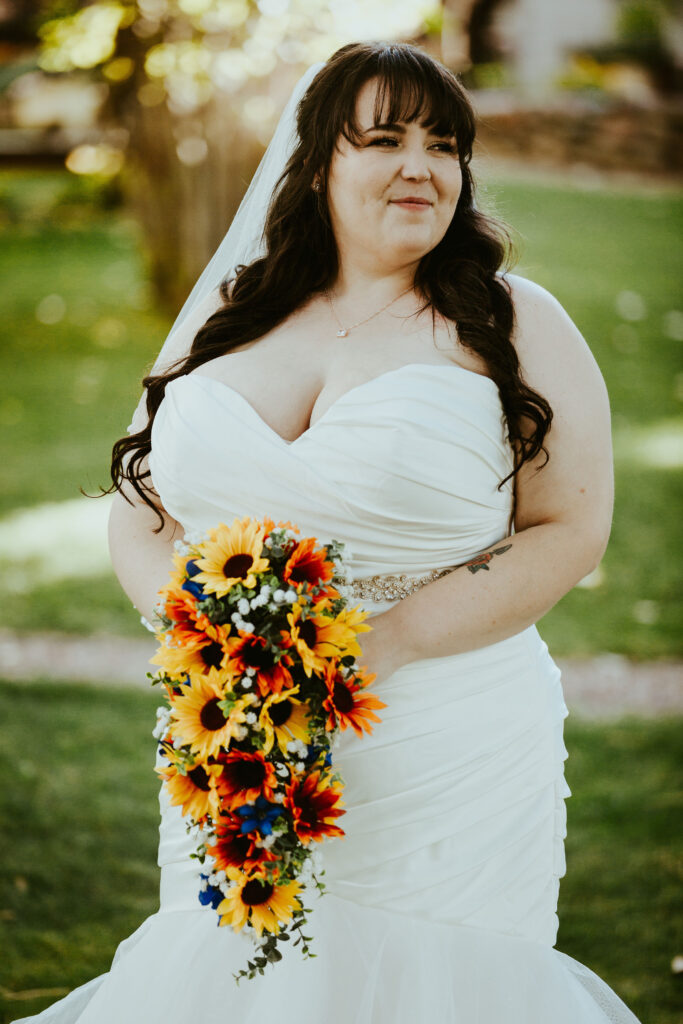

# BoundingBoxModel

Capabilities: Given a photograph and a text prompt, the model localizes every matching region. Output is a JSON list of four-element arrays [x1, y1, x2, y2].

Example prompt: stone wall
[[471, 92, 683, 177]]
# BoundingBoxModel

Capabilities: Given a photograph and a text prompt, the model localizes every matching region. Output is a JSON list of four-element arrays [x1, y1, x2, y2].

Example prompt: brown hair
[[109, 40, 552, 530]]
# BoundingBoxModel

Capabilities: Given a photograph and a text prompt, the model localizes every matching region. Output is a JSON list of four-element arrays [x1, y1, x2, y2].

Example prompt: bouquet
[[149, 514, 386, 983]]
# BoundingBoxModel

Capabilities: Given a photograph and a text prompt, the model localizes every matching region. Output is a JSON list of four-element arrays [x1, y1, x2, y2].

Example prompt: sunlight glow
[[0, 496, 114, 594], [613, 420, 683, 470]]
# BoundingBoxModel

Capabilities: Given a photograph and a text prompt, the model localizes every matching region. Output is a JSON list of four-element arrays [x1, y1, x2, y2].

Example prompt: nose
[[399, 143, 431, 182]]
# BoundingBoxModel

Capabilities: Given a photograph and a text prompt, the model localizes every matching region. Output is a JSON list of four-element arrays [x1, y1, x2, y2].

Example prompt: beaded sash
[[348, 565, 458, 603]]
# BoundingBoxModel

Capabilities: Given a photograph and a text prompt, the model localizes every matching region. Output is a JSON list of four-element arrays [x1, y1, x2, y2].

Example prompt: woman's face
[[324, 77, 462, 273]]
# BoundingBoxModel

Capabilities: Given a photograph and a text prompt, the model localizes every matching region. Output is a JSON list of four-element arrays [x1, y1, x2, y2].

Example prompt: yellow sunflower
[[150, 628, 233, 684], [286, 602, 373, 678], [192, 517, 271, 598], [258, 685, 312, 756], [169, 673, 257, 761], [156, 759, 222, 822], [217, 865, 302, 937]]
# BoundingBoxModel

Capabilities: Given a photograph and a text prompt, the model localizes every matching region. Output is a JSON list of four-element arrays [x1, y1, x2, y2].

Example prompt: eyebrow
[[366, 122, 455, 138]]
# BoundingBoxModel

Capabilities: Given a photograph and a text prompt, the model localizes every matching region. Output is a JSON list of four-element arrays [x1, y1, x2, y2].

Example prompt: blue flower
[[181, 559, 205, 598], [198, 886, 223, 909], [305, 743, 332, 768], [236, 795, 282, 836], [198, 874, 223, 909]]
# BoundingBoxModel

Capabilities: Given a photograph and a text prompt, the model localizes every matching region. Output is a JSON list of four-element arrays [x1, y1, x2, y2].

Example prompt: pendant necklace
[[325, 284, 414, 337]]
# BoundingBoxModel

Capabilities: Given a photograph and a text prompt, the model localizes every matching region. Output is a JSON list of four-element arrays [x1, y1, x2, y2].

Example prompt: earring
[[312, 180, 321, 192]]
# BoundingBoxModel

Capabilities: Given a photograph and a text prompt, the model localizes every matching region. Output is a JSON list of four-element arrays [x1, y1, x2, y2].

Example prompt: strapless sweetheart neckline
[[174, 361, 501, 447]]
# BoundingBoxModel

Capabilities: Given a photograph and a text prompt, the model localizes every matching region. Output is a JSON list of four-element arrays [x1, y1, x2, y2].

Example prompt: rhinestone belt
[[348, 565, 457, 603]]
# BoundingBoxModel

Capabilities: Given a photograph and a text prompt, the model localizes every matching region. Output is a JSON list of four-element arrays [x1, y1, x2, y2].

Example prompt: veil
[[126, 59, 327, 435]]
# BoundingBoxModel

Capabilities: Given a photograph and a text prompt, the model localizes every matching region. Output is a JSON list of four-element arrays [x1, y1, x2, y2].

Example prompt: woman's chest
[[196, 308, 492, 444]]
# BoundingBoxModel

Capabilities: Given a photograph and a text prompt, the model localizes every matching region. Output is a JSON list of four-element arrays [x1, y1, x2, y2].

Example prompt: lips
[[391, 198, 431, 205]]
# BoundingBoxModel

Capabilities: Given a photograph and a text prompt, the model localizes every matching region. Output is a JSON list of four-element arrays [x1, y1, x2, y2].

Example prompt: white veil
[[127, 59, 327, 435]]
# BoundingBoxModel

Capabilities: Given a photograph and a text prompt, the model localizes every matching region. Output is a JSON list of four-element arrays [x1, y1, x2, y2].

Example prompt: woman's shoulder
[[495, 272, 607, 413], [498, 271, 567, 318], [497, 271, 585, 365]]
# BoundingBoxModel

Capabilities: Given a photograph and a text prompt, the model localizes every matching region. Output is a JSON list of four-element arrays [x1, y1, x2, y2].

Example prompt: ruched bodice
[[14, 362, 641, 1024], [149, 363, 515, 585]]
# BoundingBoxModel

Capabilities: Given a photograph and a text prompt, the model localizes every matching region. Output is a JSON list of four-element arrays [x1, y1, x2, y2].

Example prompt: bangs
[[338, 53, 475, 156]]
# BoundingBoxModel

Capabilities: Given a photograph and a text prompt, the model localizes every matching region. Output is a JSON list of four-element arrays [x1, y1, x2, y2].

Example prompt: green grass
[[0, 680, 679, 1022], [0, 168, 681, 655], [0, 681, 160, 1024]]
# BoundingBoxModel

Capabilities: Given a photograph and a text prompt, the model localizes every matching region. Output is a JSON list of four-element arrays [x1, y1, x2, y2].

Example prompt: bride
[[14, 40, 642, 1024]]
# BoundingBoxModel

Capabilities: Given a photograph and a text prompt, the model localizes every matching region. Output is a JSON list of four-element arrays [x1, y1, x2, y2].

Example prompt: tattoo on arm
[[461, 544, 513, 574]]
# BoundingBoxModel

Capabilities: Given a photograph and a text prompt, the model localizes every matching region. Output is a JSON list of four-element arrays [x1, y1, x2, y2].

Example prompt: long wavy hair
[[109, 40, 552, 531]]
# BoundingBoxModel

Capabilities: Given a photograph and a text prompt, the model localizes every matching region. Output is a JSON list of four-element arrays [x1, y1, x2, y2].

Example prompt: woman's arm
[[109, 286, 229, 621], [378, 274, 614, 663], [108, 471, 183, 625]]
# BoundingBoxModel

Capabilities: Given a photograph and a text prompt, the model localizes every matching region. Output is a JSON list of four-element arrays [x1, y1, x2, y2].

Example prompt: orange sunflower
[[284, 768, 346, 845], [283, 536, 335, 589], [206, 818, 279, 874], [161, 584, 224, 648], [213, 749, 280, 811], [258, 685, 312, 756], [217, 866, 303, 936], [224, 633, 295, 698], [169, 673, 257, 761], [322, 662, 387, 737], [286, 601, 372, 678], [192, 517, 271, 598], [156, 758, 222, 822]]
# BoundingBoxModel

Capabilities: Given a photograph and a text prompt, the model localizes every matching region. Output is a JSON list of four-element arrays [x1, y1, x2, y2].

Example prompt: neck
[[328, 260, 419, 309]]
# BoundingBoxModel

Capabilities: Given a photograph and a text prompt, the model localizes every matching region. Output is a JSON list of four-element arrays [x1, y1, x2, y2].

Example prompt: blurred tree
[[33, 0, 440, 311]]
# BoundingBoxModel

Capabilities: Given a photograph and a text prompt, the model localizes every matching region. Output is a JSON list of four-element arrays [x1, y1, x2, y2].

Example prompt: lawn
[[0, 680, 680, 1023], [0, 168, 681, 656]]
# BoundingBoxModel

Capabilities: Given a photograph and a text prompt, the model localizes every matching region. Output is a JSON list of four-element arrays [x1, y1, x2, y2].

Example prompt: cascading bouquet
[[149, 514, 386, 984]]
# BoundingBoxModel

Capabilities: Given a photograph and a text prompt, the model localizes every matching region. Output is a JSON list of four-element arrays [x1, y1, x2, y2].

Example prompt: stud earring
[[312, 180, 321, 192]]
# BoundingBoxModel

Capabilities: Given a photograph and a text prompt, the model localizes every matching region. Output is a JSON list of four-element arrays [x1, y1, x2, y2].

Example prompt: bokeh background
[[0, 2, 681, 1021]]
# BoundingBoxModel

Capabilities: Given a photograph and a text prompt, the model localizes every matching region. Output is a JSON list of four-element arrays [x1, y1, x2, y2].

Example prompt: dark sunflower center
[[298, 619, 317, 649], [287, 564, 308, 583], [200, 642, 224, 670], [269, 699, 292, 727], [241, 878, 274, 906], [200, 698, 226, 731], [243, 644, 272, 670], [188, 765, 211, 791], [297, 795, 317, 827], [222, 553, 254, 579], [233, 834, 252, 858], [233, 760, 266, 788], [333, 681, 354, 713]]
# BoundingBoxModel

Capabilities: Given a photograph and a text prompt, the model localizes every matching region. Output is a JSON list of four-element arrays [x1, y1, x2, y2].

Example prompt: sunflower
[[322, 663, 387, 737], [192, 517, 271, 598], [206, 817, 278, 874], [213, 749, 280, 811], [217, 866, 303, 936], [169, 673, 257, 761], [161, 584, 224, 648], [259, 685, 312, 756], [284, 768, 346, 845], [286, 602, 372, 678], [156, 758, 222, 822], [223, 633, 295, 698], [150, 626, 233, 684], [283, 536, 335, 589]]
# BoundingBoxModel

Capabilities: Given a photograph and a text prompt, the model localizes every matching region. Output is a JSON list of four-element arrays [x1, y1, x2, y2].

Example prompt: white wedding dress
[[14, 362, 641, 1023]]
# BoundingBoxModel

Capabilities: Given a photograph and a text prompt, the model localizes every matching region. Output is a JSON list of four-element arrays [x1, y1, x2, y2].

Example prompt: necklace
[[325, 284, 414, 337]]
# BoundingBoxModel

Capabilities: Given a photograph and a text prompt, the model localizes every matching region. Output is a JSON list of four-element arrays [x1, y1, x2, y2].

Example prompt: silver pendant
[[336, 328, 348, 337]]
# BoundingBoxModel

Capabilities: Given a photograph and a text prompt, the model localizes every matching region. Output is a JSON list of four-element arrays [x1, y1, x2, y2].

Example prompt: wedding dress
[[13, 361, 641, 1023]]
